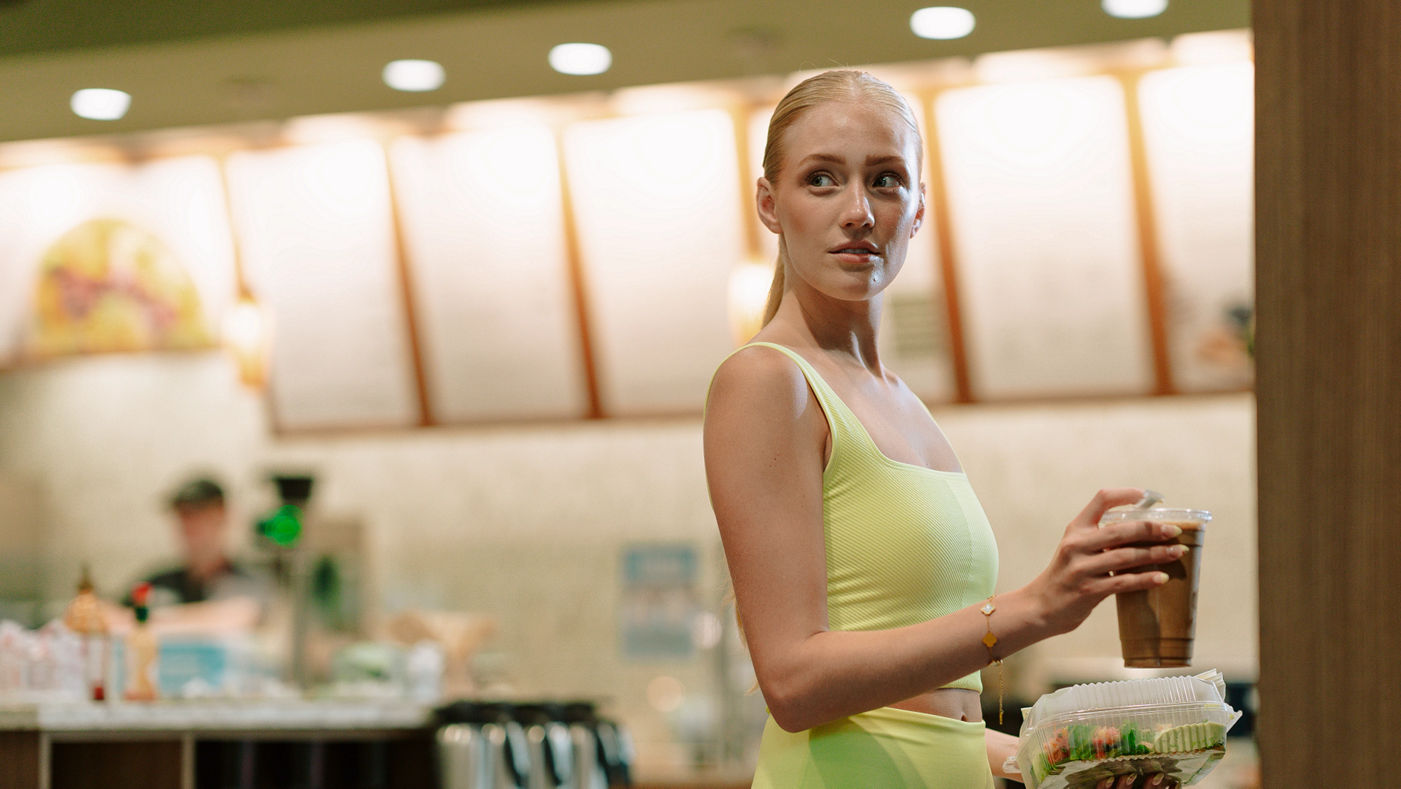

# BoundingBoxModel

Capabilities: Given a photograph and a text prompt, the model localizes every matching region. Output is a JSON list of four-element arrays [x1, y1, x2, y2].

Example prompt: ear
[[910, 183, 927, 237], [756, 177, 782, 235]]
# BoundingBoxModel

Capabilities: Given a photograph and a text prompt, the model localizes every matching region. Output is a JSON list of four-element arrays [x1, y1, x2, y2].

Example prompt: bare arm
[[98, 596, 263, 637], [704, 348, 1183, 733], [986, 728, 1020, 781], [148, 597, 263, 636]]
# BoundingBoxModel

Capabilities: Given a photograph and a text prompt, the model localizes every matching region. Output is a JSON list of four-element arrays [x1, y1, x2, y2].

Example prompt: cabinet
[[0, 701, 435, 789]]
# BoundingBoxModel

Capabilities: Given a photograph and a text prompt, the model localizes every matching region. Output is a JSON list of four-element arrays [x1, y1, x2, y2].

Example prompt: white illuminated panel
[[0, 156, 235, 363], [1138, 63, 1255, 391], [225, 141, 418, 429], [389, 126, 588, 421], [937, 76, 1153, 399], [563, 109, 744, 414]]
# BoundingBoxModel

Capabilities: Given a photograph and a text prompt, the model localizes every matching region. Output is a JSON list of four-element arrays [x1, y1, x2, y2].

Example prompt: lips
[[829, 241, 879, 255]]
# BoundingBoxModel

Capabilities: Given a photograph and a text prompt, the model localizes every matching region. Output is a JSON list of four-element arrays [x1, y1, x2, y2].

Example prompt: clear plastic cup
[[1100, 508, 1211, 668]]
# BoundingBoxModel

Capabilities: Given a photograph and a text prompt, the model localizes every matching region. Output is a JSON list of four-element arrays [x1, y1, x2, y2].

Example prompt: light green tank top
[[736, 342, 1000, 692]]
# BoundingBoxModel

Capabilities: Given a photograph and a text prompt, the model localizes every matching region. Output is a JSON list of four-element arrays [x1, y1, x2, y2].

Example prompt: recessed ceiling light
[[382, 59, 446, 92], [549, 43, 612, 76], [1102, 0, 1169, 19], [70, 88, 131, 121], [910, 6, 976, 40]]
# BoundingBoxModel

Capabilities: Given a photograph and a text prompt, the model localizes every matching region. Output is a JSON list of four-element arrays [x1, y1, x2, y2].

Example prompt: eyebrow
[[798, 153, 910, 168]]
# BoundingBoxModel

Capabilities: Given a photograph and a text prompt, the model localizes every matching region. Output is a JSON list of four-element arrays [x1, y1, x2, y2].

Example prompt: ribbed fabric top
[[737, 342, 999, 692]]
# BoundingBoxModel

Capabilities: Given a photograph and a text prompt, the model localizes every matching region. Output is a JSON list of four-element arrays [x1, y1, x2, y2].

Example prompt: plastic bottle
[[61, 565, 109, 701], [124, 582, 159, 701]]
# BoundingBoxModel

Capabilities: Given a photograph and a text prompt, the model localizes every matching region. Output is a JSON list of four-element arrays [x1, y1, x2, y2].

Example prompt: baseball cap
[[168, 477, 225, 509]]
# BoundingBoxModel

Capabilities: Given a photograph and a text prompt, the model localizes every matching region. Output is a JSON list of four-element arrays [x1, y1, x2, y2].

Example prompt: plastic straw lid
[[1101, 507, 1212, 525], [1135, 489, 1165, 508]]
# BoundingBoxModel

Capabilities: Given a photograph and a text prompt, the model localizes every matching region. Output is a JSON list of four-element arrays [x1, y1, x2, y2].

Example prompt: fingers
[[1096, 775, 1139, 789], [1095, 567, 1171, 597], [1058, 561, 1168, 603], [1096, 774, 1173, 789], [1083, 518, 1183, 552], [1085, 542, 1187, 577], [1073, 488, 1147, 529], [1057, 518, 1181, 588]]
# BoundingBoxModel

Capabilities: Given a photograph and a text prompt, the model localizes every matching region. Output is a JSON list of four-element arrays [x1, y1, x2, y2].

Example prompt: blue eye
[[873, 173, 903, 188], [806, 172, 836, 188]]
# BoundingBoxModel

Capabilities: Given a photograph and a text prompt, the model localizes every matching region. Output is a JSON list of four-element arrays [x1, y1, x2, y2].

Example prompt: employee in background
[[107, 476, 272, 635]]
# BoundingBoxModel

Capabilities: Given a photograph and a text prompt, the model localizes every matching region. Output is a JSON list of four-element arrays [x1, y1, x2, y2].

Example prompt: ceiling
[[0, 0, 1250, 144]]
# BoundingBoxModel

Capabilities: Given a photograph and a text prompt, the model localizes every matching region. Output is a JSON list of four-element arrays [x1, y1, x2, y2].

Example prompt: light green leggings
[[750, 706, 996, 788]]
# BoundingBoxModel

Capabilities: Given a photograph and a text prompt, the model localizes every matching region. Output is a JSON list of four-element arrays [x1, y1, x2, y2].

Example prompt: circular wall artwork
[[27, 218, 212, 356]]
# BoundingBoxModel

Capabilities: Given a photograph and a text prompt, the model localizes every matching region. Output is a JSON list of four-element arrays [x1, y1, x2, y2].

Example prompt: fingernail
[[1169, 545, 1187, 558], [1154, 572, 1170, 584], [1152, 775, 1165, 786], [1162, 524, 1182, 538]]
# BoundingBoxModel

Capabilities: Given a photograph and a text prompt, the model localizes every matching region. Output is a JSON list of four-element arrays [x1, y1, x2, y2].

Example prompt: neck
[[771, 285, 885, 375], [187, 555, 227, 582]]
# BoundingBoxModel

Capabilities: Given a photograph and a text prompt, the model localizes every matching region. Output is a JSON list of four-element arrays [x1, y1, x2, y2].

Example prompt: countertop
[[0, 697, 433, 733]]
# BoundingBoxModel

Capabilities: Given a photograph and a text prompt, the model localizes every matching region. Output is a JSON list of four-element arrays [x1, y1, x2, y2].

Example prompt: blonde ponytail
[[761, 256, 785, 326]]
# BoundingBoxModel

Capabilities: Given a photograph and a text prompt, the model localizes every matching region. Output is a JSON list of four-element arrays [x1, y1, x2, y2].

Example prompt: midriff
[[891, 687, 983, 722]]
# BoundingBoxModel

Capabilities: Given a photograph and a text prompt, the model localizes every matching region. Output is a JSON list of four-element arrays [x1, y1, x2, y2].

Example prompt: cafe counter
[[0, 697, 756, 789], [0, 698, 436, 789]]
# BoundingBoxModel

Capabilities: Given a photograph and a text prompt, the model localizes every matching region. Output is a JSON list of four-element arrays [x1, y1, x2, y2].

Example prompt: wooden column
[[1255, 2, 1401, 786], [920, 89, 974, 404]]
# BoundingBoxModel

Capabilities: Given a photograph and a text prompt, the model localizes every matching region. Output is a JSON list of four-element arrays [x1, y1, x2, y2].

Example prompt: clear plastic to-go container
[[1013, 670, 1243, 788]]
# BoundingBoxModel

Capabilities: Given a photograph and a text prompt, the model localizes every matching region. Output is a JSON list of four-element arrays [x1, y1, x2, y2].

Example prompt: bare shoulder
[[704, 345, 823, 457], [704, 345, 828, 542], [708, 345, 809, 411]]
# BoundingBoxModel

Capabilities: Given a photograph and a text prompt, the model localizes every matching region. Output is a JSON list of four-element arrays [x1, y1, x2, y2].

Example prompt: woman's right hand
[[1096, 774, 1180, 789], [1024, 488, 1186, 637]]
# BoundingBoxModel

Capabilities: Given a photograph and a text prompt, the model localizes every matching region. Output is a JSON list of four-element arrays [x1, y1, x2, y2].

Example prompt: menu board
[[563, 109, 743, 415], [937, 76, 1154, 399], [1138, 63, 1255, 392], [225, 141, 419, 430], [0, 53, 1257, 420], [0, 156, 235, 363], [389, 126, 589, 422]]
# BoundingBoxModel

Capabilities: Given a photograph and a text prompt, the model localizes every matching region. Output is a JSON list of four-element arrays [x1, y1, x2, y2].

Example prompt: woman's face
[[758, 99, 925, 309]]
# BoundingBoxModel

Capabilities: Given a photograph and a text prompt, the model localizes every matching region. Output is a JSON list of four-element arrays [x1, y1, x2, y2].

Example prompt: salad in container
[[1010, 670, 1243, 788]]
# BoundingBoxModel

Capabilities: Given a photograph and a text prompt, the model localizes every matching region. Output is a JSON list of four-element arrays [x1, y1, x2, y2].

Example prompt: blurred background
[[0, 1, 1257, 786]]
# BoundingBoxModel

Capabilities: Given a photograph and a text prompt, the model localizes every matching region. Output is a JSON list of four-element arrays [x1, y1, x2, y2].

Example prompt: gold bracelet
[[980, 595, 1005, 726]]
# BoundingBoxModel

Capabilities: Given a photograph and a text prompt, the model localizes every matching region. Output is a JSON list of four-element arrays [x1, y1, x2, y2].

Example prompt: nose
[[841, 186, 874, 230]]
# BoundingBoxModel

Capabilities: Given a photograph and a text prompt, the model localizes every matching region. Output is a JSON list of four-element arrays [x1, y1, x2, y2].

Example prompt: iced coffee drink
[[1100, 508, 1211, 668]]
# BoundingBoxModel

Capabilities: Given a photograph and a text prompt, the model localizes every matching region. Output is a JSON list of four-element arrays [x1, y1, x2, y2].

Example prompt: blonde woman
[[704, 70, 1181, 788]]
